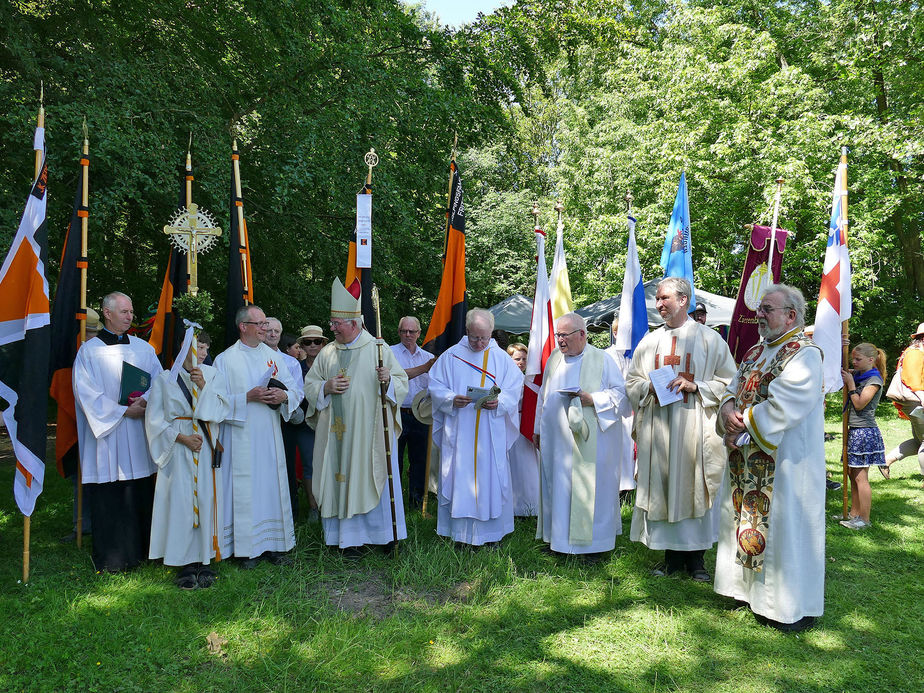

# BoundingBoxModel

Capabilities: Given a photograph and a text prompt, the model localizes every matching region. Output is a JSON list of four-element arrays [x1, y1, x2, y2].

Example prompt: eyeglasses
[[398, 329, 420, 335], [467, 334, 491, 343], [554, 329, 582, 339], [300, 338, 325, 346], [241, 321, 269, 327], [756, 304, 793, 315]]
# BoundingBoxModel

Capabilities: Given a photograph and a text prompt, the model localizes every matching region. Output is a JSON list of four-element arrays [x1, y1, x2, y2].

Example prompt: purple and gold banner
[[728, 224, 789, 363]]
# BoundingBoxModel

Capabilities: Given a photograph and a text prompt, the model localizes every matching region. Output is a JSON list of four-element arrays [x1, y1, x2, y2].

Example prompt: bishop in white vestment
[[304, 278, 408, 551], [429, 309, 523, 546], [626, 278, 736, 579], [715, 284, 825, 631], [536, 313, 629, 557], [73, 292, 162, 572], [214, 305, 299, 565]]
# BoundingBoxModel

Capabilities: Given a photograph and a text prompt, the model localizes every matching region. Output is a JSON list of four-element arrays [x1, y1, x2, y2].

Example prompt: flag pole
[[766, 178, 784, 285], [838, 148, 850, 517], [231, 140, 251, 305], [76, 119, 90, 549], [371, 285, 399, 553], [24, 85, 44, 583]]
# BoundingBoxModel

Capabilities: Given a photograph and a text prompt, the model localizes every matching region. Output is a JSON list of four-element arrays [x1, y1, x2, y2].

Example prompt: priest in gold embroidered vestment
[[715, 283, 825, 632]]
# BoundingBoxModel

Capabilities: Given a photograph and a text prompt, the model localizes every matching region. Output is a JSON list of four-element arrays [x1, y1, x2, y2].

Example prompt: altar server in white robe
[[305, 278, 408, 553], [73, 291, 163, 573], [604, 317, 638, 493], [214, 304, 300, 567], [507, 342, 539, 516], [147, 326, 233, 588], [536, 313, 630, 559], [716, 284, 825, 632], [626, 278, 736, 580], [429, 308, 523, 546]]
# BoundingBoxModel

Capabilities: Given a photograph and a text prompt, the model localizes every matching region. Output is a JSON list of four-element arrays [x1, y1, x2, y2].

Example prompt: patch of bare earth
[[324, 575, 478, 620]]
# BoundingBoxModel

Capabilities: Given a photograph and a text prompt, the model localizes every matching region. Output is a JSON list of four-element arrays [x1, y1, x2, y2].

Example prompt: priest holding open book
[[73, 291, 163, 572]]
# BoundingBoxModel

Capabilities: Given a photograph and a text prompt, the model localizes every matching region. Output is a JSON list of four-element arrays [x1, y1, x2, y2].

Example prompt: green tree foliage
[[0, 0, 534, 346]]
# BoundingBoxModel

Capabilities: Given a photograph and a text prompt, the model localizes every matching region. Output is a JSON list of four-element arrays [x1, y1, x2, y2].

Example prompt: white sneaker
[[839, 516, 871, 530]]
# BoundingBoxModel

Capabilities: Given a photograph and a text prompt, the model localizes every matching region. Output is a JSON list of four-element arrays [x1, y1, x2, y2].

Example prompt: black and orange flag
[[345, 181, 376, 329], [224, 141, 254, 346], [423, 159, 467, 357], [148, 156, 190, 366], [48, 138, 89, 477], [0, 118, 51, 517]]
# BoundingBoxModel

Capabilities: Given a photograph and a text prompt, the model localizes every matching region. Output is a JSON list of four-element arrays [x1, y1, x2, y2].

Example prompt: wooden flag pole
[[76, 119, 90, 549], [766, 178, 784, 285], [231, 140, 251, 304], [24, 85, 44, 583], [838, 148, 851, 518], [371, 285, 399, 553]]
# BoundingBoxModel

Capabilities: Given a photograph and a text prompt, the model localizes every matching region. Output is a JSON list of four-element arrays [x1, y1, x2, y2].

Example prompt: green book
[[119, 362, 152, 405]]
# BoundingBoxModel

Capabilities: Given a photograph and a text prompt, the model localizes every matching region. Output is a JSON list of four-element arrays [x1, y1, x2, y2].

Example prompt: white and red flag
[[814, 149, 851, 394], [520, 220, 554, 441]]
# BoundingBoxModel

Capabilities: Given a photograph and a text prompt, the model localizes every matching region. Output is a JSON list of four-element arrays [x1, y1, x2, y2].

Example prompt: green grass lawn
[[2, 407, 922, 692]]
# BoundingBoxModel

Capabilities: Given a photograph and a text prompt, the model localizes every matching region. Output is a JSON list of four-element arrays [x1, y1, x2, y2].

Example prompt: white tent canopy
[[488, 282, 735, 334]]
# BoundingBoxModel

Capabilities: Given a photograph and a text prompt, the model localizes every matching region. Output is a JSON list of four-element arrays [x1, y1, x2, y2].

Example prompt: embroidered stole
[[729, 334, 812, 572]]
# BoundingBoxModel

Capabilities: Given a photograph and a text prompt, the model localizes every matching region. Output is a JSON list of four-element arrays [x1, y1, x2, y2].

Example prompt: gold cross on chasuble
[[332, 417, 347, 440]]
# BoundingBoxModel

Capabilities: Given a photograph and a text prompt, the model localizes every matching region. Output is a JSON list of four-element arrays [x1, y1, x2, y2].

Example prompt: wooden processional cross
[[163, 202, 222, 296], [655, 336, 695, 402]]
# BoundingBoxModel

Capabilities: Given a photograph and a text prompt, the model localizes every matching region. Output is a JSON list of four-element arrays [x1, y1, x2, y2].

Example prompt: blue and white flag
[[614, 215, 646, 357], [660, 171, 696, 309]]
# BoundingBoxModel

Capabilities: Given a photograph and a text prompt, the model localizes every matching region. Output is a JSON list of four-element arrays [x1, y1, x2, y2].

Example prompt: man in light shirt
[[390, 316, 435, 508]]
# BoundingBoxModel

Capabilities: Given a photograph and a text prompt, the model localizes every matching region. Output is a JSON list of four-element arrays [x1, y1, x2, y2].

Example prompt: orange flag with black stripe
[[148, 159, 190, 366], [0, 124, 51, 516], [48, 147, 89, 477], [224, 141, 254, 346], [423, 159, 467, 357], [345, 181, 376, 328]]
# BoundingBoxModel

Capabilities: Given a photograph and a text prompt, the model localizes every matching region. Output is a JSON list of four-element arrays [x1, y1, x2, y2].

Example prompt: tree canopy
[[1, 0, 921, 355]]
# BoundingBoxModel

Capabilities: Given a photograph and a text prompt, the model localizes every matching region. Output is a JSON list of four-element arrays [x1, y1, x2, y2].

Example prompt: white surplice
[[714, 330, 826, 624], [213, 341, 299, 558], [73, 335, 163, 483], [429, 338, 523, 545], [537, 346, 629, 554], [626, 319, 736, 551], [146, 365, 232, 566], [604, 345, 637, 491]]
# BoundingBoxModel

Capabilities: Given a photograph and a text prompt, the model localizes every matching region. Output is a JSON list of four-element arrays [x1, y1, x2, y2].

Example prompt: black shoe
[[267, 551, 293, 566], [651, 564, 683, 578], [579, 552, 607, 565], [689, 568, 711, 582], [826, 479, 842, 491], [339, 546, 365, 559], [197, 567, 218, 588], [175, 564, 200, 589], [238, 556, 260, 570], [379, 541, 398, 556], [755, 613, 816, 632]]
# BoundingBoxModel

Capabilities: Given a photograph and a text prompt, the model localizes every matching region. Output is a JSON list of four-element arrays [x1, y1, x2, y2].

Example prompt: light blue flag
[[660, 171, 696, 310], [614, 215, 647, 357]]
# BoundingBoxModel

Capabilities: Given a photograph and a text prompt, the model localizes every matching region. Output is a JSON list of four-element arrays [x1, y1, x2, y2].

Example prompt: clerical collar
[[96, 328, 130, 345], [768, 327, 801, 348]]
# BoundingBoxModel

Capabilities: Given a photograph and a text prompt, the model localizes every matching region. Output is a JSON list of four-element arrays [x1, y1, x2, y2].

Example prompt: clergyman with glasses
[[390, 316, 435, 508], [714, 284, 825, 632], [534, 312, 631, 562], [625, 277, 736, 581], [303, 278, 409, 556], [213, 304, 301, 567], [428, 308, 523, 547]]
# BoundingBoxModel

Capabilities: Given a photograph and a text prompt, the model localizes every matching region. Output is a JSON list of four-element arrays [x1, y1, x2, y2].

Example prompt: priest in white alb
[[715, 284, 825, 632], [626, 277, 736, 580], [429, 308, 523, 546], [73, 291, 163, 573], [214, 304, 300, 567], [535, 313, 629, 559], [146, 325, 233, 588], [304, 278, 408, 554]]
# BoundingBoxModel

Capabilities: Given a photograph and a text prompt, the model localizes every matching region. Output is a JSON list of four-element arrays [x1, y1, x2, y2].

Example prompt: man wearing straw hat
[[304, 278, 408, 554]]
